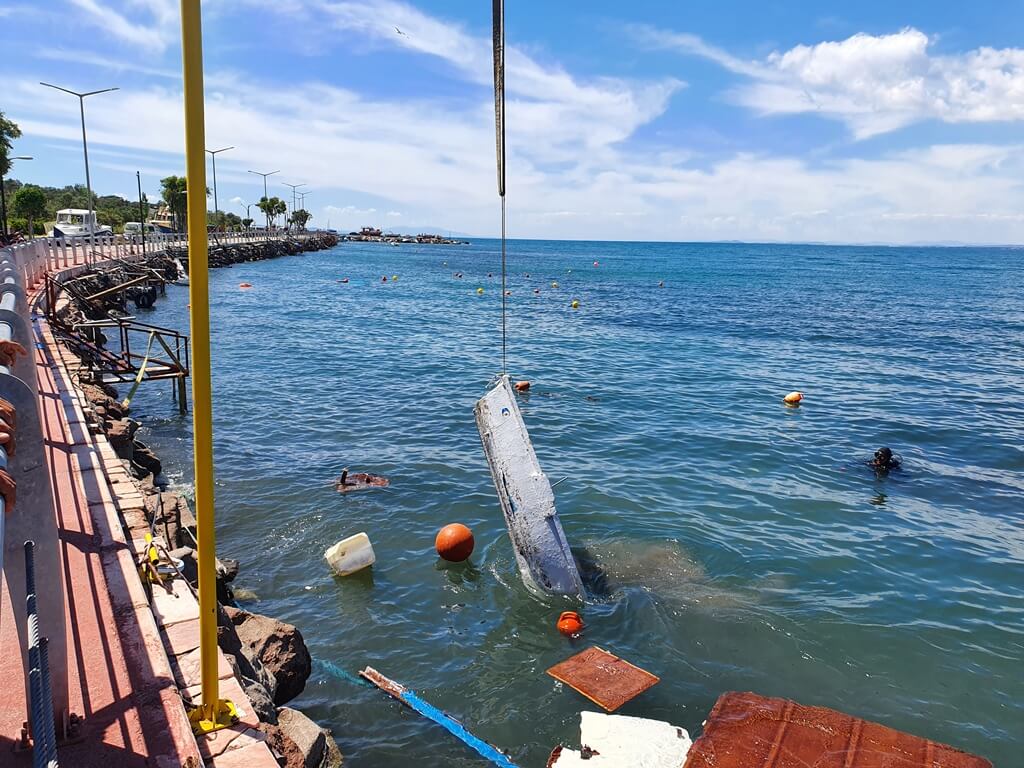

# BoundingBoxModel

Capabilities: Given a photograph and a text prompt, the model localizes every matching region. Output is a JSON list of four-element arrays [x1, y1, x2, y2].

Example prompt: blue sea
[[129, 240, 1024, 766]]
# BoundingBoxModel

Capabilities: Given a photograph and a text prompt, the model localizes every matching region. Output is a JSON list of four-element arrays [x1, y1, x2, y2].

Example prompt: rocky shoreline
[[170, 231, 340, 270], [60, 235, 344, 767]]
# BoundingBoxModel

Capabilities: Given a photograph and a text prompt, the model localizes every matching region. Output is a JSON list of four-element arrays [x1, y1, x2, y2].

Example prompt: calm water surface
[[129, 240, 1024, 766]]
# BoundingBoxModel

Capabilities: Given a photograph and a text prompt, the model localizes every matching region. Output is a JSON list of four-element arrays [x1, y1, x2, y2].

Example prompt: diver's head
[[875, 447, 893, 464]]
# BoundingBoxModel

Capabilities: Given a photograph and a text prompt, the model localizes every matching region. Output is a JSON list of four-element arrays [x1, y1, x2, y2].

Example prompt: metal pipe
[[181, 0, 226, 722]]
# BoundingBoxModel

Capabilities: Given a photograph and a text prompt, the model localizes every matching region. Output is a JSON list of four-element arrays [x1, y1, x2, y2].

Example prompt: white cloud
[[10, 3, 1024, 243], [66, 0, 178, 51], [641, 26, 1024, 139]]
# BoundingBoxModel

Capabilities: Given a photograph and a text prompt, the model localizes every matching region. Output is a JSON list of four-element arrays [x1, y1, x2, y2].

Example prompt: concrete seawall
[[0, 233, 337, 767]]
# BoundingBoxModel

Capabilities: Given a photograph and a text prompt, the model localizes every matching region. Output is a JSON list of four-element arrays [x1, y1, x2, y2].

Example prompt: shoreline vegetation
[[56, 233, 343, 767]]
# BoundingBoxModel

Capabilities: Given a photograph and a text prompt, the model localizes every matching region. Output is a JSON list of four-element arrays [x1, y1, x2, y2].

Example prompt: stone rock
[[217, 605, 279, 702], [107, 418, 139, 460], [256, 723, 304, 768], [224, 653, 278, 725], [167, 546, 197, 584], [224, 606, 311, 705], [217, 557, 240, 583], [275, 707, 344, 768], [132, 441, 162, 477]]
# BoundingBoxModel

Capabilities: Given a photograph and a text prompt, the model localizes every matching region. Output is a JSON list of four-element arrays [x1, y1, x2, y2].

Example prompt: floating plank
[[475, 375, 583, 597], [682, 691, 992, 768], [547, 647, 660, 712], [359, 666, 520, 768], [548, 711, 693, 767]]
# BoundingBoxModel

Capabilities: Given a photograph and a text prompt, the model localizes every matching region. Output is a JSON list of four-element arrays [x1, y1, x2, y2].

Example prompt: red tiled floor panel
[[683, 691, 992, 768]]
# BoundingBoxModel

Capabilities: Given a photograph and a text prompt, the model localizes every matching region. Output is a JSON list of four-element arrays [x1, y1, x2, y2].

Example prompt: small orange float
[[514, 380, 531, 392], [783, 391, 804, 406], [239, 282, 253, 289], [435, 523, 474, 562], [556, 611, 583, 637]]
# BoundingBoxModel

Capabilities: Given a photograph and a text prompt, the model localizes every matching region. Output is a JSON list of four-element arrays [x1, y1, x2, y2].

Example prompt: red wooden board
[[684, 691, 992, 768], [546, 646, 660, 712]]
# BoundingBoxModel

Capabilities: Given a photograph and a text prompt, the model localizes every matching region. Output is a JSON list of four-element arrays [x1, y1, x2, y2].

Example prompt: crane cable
[[492, 0, 507, 375]]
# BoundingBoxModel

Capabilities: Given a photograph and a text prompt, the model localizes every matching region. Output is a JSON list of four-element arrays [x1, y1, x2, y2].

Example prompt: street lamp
[[0, 155, 32, 239], [283, 182, 305, 228], [205, 146, 233, 228], [296, 191, 311, 231], [247, 169, 279, 230], [40, 82, 118, 252]]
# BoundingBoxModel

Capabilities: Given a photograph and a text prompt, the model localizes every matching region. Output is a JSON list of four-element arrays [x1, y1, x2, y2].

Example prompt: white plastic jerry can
[[324, 532, 376, 576]]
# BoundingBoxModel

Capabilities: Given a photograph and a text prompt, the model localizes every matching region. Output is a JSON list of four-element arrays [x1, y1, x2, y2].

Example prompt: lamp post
[[205, 146, 233, 230], [247, 169, 279, 230], [0, 155, 32, 239], [238, 201, 252, 230], [40, 82, 118, 257], [283, 182, 304, 230], [296, 191, 311, 231]]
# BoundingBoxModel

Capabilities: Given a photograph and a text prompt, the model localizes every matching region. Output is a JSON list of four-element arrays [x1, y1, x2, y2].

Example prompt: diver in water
[[868, 447, 902, 472]]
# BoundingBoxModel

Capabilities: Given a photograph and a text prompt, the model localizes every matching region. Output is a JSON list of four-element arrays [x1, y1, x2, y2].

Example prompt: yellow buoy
[[392, 275, 398, 281], [551, 281, 559, 289], [571, 300, 579, 309], [783, 391, 804, 406], [477, 287, 485, 295]]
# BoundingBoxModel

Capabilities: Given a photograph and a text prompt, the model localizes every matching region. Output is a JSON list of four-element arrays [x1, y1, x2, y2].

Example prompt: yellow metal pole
[[179, 0, 236, 732]]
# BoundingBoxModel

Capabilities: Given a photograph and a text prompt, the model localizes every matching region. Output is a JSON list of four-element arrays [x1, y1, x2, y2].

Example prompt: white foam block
[[550, 711, 693, 767]]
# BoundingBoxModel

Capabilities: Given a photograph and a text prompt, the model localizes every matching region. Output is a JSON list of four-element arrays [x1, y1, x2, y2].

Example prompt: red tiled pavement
[[0, 311, 202, 766]]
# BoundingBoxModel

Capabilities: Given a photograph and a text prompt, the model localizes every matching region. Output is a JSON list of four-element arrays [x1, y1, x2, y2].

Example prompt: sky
[[3, 0, 1024, 243]]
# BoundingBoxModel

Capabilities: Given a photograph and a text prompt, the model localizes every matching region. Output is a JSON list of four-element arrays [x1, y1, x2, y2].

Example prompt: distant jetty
[[342, 226, 469, 245]]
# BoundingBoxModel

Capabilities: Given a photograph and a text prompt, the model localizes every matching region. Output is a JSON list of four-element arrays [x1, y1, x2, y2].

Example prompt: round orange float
[[514, 380, 531, 392], [783, 391, 804, 406], [239, 282, 253, 289], [435, 523, 474, 562], [556, 611, 583, 636]]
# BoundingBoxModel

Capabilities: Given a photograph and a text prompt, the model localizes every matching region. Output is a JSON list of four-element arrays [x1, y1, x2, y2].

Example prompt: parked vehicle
[[50, 209, 113, 239]]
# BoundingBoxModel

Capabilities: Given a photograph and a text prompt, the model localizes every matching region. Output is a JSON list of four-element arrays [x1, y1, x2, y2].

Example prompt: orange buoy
[[514, 380, 531, 392], [783, 391, 804, 406], [556, 611, 583, 637], [239, 282, 252, 289], [435, 523, 474, 562]]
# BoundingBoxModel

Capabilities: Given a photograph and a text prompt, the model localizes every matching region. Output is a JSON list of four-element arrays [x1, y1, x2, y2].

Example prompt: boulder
[[107, 418, 139, 460], [167, 546, 197, 584], [224, 653, 278, 725], [224, 606, 311, 705], [132, 441, 162, 477], [217, 605, 279, 702], [266, 707, 343, 768]]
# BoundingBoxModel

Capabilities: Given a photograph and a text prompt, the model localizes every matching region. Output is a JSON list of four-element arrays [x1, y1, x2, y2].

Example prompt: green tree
[[0, 111, 22, 177], [289, 209, 312, 230], [1, 111, 24, 236], [257, 196, 287, 229], [11, 185, 46, 240], [160, 176, 188, 231], [242, 217, 253, 230]]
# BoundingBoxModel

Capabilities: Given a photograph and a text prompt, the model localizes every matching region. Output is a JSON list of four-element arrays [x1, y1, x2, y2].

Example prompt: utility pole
[[40, 82, 118, 260], [205, 146, 233, 230]]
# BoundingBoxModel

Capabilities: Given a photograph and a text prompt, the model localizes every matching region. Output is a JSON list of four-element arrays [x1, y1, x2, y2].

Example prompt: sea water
[[129, 240, 1024, 766]]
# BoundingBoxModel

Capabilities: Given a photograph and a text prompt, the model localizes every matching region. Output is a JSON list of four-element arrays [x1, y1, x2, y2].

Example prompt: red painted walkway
[[0, 313, 202, 766]]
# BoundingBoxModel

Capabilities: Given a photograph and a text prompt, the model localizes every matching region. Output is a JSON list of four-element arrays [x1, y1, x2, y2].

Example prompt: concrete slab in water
[[475, 375, 583, 597]]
